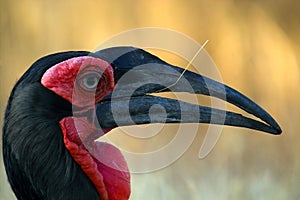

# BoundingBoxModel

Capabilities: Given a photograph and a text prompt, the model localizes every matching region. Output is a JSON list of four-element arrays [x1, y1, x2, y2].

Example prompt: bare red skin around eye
[[41, 56, 131, 199], [41, 56, 114, 107]]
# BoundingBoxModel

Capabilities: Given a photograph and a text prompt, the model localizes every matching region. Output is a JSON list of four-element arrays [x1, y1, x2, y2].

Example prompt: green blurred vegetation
[[0, 0, 299, 199]]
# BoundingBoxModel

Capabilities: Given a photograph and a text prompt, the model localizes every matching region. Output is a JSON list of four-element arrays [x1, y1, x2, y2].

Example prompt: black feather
[[2, 51, 102, 200]]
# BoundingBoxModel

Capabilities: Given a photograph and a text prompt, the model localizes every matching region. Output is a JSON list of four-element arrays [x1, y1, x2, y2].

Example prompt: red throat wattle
[[60, 117, 130, 200], [41, 56, 131, 200]]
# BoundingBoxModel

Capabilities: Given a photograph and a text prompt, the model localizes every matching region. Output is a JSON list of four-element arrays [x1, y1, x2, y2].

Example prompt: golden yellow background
[[1, 1, 299, 199]]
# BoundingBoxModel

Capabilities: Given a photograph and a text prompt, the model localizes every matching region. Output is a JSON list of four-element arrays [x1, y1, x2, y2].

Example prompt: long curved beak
[[93, 47, 281, 135]]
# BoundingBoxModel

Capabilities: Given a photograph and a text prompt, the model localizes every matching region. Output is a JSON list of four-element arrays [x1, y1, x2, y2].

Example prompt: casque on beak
[[92, 47, 281, 135]]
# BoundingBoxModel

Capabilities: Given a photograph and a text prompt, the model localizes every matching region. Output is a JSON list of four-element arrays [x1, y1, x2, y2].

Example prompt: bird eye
[[81, 73, 100, 90]]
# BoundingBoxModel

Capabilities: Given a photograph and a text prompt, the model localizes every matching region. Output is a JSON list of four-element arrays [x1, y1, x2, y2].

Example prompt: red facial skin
[[41, 56, 130, 200], [41, 56, 114, 107]]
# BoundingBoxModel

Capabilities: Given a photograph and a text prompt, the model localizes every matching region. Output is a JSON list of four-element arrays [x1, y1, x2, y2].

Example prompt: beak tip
[[269, 123, 282, 135], [271, 120, 282, 135], [275, 127, 282, 135]]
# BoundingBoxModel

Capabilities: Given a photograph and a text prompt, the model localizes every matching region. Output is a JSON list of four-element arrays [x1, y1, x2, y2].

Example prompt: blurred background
[[0, 0, 299, 199]]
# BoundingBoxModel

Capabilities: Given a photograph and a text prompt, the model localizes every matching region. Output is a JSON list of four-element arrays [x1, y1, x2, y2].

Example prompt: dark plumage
[[2, 47, 281, 200], [3, 52, 102, 200]]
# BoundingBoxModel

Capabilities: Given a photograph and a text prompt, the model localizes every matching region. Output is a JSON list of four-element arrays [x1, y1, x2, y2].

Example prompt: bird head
[[3, 46, 281, 200]]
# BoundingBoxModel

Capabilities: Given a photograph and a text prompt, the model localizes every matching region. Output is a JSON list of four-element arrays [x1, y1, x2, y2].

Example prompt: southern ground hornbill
[[2, 47, 281, 200]]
